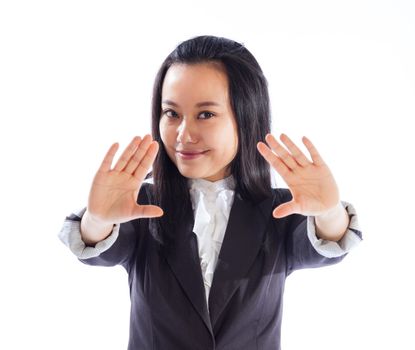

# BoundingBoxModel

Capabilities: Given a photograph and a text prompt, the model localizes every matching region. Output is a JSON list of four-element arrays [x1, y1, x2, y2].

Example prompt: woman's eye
[[199, 111, 214, 119], [163, 110, 179, 118]]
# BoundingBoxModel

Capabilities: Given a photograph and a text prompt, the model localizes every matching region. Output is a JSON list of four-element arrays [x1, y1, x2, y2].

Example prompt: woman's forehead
[[161, 62, 229, 105]]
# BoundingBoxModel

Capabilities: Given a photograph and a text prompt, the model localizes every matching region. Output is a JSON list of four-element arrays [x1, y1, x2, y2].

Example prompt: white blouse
[[188, 175, 236, 307]]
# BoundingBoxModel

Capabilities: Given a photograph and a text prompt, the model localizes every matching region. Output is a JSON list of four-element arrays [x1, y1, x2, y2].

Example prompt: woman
[[59, 35, 362, 349]]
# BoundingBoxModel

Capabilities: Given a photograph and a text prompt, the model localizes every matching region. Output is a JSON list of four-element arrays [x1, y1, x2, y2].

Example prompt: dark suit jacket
[[79, 183, 349, 350]]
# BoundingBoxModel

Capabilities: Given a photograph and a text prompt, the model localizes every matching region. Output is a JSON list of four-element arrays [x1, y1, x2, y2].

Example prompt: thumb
[[272, 201, 299, 218], [132, 205, 164, 219]]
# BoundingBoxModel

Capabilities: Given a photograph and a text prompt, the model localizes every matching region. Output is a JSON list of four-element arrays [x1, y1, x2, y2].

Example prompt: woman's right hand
[[81, 134, 163, 245]]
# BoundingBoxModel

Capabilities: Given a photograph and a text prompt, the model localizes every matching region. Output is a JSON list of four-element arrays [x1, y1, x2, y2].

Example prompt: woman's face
[[159, 62, 239, 182]]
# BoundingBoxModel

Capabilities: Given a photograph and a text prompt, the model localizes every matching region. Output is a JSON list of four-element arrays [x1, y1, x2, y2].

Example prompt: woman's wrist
[[80, 210, 114, 246], [315, 202, 349, 242]]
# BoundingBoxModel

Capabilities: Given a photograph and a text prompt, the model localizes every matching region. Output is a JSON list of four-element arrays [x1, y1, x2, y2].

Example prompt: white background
[[1, 0, 414, 349]]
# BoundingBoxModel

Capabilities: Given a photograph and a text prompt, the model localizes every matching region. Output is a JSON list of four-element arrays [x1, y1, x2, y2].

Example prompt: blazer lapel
[[163, 212, 213, 336], [208, 192, 274, 327], [162, 190, 275, 333]]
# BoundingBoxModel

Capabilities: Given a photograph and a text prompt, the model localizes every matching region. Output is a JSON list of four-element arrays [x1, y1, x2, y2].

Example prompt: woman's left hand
[[257, 133, 340, 218]]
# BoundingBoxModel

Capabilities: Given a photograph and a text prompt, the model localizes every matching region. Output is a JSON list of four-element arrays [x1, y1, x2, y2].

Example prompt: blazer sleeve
[[58, 183, 152, 270], [77, 219, 140, 269], [274, 188, 362, 276]]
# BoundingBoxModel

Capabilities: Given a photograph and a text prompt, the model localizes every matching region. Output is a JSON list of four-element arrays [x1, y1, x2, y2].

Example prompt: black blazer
[[79, 183, 349, 350]]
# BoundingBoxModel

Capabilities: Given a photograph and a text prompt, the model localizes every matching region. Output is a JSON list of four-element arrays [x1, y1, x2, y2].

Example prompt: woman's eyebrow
[[162, 100, 222, 108]]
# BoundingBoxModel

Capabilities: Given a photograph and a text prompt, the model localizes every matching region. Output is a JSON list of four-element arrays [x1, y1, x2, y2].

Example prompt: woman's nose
[[177, 119, 197, 144]]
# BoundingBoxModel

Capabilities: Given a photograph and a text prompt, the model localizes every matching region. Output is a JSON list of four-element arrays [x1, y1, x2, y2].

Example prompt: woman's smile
[[176, 149, 210, 160]]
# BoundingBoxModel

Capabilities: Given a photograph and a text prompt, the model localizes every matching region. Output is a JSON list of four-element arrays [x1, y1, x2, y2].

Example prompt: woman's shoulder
[[270, 187, 293, 204], [139, 178, 294, 205], [137, 178, 155, 204]]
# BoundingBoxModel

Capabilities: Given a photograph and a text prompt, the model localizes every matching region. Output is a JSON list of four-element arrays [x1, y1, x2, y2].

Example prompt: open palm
[[257, 133, 340, 218], [87, 134, 163, 225]]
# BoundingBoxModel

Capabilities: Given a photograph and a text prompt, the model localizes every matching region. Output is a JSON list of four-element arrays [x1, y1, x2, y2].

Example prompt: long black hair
[[147, 35, 273, 246]]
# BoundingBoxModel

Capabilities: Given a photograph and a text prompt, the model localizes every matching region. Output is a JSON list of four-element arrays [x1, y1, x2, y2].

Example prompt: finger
[[132, 141, 159, 183], [265, 134, 300, 170], [302, 136, 325, 166], [124, 134, 153, 174], [98, 142, 119, 173], [279, 133, 311, 167], [113, 136, 142, 172], [257, 142, 291, 179]]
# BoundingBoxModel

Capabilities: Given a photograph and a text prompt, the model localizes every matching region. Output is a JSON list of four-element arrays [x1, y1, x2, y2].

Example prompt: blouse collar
[[188, 174, 236, 194]]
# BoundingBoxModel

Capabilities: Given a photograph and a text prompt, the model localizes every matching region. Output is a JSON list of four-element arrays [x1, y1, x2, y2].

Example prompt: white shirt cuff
[[58, 207, 120, 259], [307, 201, 362, 258]]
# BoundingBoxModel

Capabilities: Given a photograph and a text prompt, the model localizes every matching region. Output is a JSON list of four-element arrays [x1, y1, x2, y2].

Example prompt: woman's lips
[[176, 150, 209, 160]]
